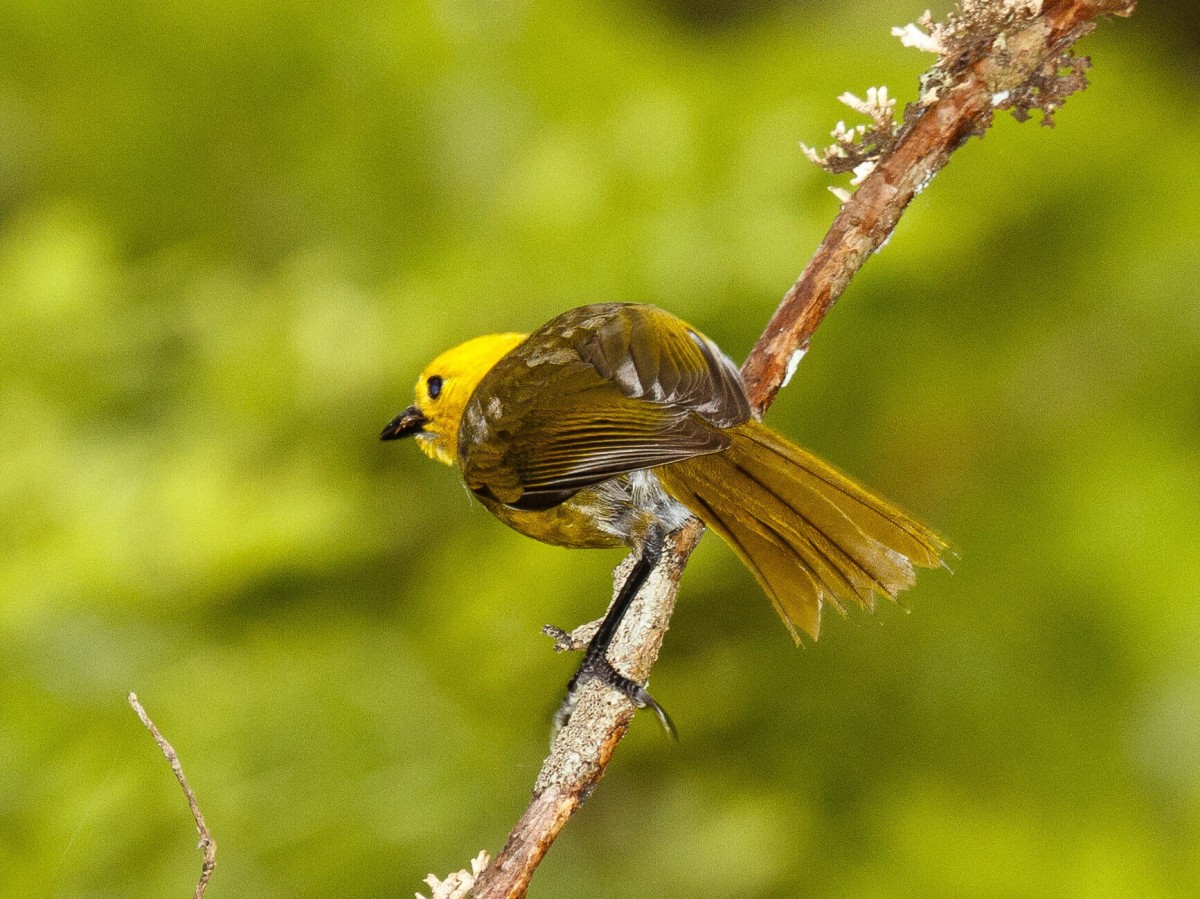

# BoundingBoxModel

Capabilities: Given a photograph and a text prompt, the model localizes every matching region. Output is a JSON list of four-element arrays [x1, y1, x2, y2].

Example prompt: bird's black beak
[[380, 406, 427, 441]]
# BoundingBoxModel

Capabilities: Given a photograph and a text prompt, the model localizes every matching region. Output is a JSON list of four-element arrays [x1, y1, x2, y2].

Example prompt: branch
[[128, 693, 217, 899], [744, 0, 1135, 410], [464, 2, 1135, 895]]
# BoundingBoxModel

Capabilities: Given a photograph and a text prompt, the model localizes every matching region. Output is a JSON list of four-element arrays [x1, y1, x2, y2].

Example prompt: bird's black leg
[[552, 531, 677, 740]]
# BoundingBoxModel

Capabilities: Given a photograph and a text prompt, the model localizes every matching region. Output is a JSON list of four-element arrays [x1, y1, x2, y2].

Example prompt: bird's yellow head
[[381, 332, 527, 466]]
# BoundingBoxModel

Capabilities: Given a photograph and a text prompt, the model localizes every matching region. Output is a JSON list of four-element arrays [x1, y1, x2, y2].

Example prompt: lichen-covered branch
[[742, 0, 1137, 411], [462, 2, 1135, 896]]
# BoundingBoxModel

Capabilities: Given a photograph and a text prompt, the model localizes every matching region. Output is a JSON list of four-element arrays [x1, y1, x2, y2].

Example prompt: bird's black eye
[[426, 375, 443, 399]]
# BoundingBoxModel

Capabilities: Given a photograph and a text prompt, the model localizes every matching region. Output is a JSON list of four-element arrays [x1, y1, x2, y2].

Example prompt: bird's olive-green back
[[459, 303, 750, 509]]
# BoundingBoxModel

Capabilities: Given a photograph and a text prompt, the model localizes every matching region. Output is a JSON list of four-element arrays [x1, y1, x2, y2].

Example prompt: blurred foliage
[[1, 0, 1197, 896]]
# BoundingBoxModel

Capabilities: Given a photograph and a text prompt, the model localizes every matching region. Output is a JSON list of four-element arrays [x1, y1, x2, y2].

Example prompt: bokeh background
[[2, 0, 1197, 896]]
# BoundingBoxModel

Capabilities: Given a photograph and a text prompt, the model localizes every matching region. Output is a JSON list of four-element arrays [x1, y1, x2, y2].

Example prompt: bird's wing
[[460, 304, 752, 510]]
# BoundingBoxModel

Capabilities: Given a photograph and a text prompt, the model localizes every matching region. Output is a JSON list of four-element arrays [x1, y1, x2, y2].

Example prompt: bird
[[382, 302, 945, 733]]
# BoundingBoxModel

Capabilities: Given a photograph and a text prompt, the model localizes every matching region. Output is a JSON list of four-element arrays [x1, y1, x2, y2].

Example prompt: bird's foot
[[550, 651, 677, 744]]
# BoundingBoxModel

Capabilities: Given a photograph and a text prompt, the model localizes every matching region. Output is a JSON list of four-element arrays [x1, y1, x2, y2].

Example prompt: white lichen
[[849, 159, 876, 186], [827, 185, 852, 204], [804, 86, 898, 189], [417, 851, 490, 899], [891, 21, 943, 54], [799, 142, 822, 165], [831, 120, 866, 149], [837, 86, 896, 129], [782, 348, 807, 387]]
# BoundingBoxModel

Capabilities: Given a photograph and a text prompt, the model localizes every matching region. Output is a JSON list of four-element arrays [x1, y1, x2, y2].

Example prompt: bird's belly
[[478, 469, 691, 550]]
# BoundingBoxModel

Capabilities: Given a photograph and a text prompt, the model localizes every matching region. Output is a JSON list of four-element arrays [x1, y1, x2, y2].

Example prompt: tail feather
[[686, 490, 822, 642], [658, 420, 946, 641]]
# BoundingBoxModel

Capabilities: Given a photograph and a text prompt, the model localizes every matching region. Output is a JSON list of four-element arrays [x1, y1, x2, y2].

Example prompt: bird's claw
[[551, 652, 677, 743]]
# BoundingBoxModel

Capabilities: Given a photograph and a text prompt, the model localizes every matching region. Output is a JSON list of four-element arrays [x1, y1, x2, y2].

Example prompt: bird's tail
[[656, 420, 946, 641]]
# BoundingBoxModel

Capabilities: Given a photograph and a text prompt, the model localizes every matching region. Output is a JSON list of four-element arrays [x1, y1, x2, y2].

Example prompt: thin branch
[[128, 692, 216, 899], [743, 0, 1136, 411], [467, 1, 1135, 896]]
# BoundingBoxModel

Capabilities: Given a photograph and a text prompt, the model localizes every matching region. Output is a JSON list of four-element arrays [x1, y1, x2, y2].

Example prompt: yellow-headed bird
[[383, 303, 945, 732]]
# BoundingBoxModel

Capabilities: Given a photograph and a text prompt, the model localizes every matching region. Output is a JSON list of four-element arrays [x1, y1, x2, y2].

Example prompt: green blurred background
[[2, 0, 1196, 896]]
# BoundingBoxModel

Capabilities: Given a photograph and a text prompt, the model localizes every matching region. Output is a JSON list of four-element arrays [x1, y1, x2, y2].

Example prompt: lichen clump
[[804, 0, 1097, 199]]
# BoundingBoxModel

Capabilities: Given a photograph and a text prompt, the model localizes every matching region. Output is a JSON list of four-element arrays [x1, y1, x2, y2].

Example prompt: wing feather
[[460, 303, 750, 508]]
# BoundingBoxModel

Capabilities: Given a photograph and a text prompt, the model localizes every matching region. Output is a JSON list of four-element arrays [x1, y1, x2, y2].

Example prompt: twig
[[467, 2, 1136, 896], [128, 692, 217, 899]]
